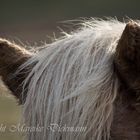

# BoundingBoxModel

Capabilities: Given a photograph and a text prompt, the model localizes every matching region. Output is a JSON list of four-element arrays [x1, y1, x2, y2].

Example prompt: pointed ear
[[114, 22, 140, 93], [0, 38, 32, 103]]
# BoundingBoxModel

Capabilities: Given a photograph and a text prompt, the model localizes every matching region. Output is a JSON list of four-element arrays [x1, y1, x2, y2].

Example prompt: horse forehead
[[111, 89, 140, 140]]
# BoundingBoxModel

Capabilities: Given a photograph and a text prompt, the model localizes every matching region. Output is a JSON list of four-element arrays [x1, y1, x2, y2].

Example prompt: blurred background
[[0, 0, 140, 139], [0, 0, 140, 45]]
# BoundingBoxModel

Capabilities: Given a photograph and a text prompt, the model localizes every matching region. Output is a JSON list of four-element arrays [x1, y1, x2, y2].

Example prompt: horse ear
[[0, 39, 32, 103], [114, 22, 140, 93]]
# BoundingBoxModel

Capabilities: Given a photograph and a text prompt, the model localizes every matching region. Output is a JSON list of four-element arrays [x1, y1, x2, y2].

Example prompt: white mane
[[20, 19, 126, 140]]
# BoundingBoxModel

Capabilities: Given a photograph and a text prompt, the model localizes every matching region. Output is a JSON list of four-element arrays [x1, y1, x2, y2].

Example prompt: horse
[[0, 19, 140, 140]]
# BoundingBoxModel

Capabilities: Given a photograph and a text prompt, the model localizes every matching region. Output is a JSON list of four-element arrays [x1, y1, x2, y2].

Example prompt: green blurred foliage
[[0, 96, 23, 140]]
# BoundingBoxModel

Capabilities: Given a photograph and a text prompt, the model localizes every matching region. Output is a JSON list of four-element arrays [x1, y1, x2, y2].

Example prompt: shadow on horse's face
[[1, 21, 140, 140]]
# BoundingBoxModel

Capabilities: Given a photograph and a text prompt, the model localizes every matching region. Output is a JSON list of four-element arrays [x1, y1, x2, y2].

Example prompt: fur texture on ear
[[0, 38, 32, 103], [114, 22, 140, 94]]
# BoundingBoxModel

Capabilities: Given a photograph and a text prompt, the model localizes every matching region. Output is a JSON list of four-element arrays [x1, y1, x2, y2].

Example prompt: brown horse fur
[[114, 22, 140, 94], [0, 39, 32, 103], [112, 22, 140, 139], [0, 21, 140, 139]]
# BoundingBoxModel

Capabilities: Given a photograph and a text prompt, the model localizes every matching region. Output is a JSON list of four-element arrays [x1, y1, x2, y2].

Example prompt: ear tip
[[126, 21, 138, 27], [125, 21, 140, 33]]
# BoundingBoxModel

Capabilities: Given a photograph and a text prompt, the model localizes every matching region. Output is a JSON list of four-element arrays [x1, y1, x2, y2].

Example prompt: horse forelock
[[18, 19, 129, 140]]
